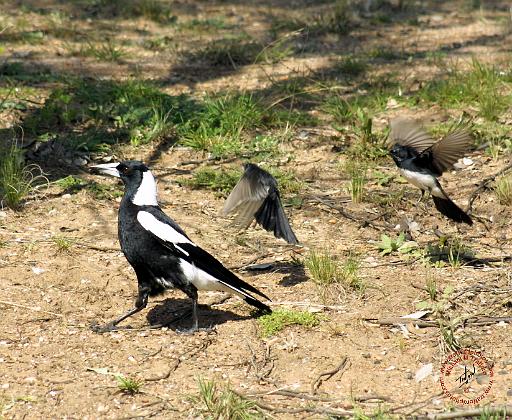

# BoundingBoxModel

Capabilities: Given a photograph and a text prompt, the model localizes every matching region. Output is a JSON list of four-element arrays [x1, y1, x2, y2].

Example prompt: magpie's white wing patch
[[137, 211, 195, 246], [179, 259, 232, 293]]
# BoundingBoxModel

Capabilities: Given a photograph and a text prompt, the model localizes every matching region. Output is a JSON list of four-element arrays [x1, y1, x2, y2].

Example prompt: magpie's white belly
[[179, 259, 234, 294], [400, 169, 444, 197]]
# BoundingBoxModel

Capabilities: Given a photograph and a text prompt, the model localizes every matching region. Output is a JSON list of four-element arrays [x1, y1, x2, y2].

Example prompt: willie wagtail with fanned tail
[[91, 161, 271, 333], [388, 117, 473, 225], [221, 163, 298, 244]]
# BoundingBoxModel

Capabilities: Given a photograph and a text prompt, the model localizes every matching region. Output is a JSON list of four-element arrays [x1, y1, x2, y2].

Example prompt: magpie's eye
[[118, 165, 130, 175]]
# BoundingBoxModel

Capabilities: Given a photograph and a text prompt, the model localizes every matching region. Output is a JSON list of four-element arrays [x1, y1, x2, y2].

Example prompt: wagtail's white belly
[[400, 168, 444, 197]]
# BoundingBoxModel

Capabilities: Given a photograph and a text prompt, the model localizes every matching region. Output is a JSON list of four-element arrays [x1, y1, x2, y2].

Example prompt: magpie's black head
[[115, 161, 150, 186], [91, 160, 148, 184], [91, 160, 158, 205]]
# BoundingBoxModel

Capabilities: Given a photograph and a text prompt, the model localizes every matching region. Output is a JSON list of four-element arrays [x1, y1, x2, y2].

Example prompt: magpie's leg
[[176, 288, 199, 334], [176, 288, 214, 334], [191, 296, 199, 332], [91, 288, 149, 333], [416, 190, 426, 204]]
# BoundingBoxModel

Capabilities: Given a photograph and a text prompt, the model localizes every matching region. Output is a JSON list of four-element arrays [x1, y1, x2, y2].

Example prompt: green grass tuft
[[305, 250, 339, 286], [494, 175, 512, 206], [52, 235, 75, 253], [115, 375, 143, 395], [178, 92, 283, 158], [0, 143, 46, 209], [86, 182, 123, 200], [25, 79, 198, 151], [305, 250, 365, 300], [55, 175, 84, 191], [418, 59, 512, 121], [258, 309, 320, 337], [78, 40, 128, 62], [183, 36, 262, 67], [335, 56, 368, 78], [344, 160, 368, 203], [90, 0, 176, 24], [184, 168, 242, 194], [193, 377, 262, 420]]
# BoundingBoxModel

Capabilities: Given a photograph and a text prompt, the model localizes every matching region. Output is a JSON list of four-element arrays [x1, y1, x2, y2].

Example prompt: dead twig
[[365, 316, 512, 328], [308, 195, 390, 230], [231, 390, 354, 417], [365, 317, 437, 328], [143, 360, 179, 382], [467, 161, 512, 212], [228, 253, 273, 270], [420, 405, 512, 419], [77, 243, 119, 252], [260, 389, 338, 402], [145, 334, 214, 382], [268, 301, 347, 311], [0, 300, 64, 318], [311, 357, 349, 394]]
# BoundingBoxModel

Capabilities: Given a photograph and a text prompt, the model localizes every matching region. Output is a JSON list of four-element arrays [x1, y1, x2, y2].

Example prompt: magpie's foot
[[90, 322, 129, 333], [175, 325, 215, 335]]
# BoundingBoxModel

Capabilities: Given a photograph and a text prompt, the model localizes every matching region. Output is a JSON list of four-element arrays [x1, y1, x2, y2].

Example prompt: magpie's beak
[[90, 163, 121, 178]]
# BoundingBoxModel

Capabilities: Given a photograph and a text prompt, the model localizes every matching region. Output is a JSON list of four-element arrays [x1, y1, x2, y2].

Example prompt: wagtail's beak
[[90, 163, 121, 178]]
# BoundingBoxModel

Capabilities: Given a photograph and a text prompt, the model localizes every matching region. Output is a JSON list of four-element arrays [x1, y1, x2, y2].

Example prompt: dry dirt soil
[[0, 1, 511, 419]]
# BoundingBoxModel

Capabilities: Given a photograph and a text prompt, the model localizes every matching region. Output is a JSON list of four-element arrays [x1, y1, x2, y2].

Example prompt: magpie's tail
[[244, 294, 272, 314], [432, 195, 473, 225]]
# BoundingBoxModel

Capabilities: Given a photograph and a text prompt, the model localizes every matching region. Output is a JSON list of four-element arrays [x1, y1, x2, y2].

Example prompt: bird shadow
[[146, 297, 251, 331], [245, 261, 308, 287]]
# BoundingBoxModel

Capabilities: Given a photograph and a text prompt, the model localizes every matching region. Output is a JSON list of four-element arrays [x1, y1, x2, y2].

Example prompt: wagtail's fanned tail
[[432, 195, 473, 225]]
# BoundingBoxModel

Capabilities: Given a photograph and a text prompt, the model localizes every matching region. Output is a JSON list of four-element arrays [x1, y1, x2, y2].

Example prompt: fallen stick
[[311, 356, 349, 394], [0, 300, 64, 318], [268, 301, 347, 311], [421, 405, 512, 419], [365, 316, 512, 328], [231, 390, 354, 417], [365, 317, 437, 328], [310, 196, 389, 231], [77, 243, 120, 252]]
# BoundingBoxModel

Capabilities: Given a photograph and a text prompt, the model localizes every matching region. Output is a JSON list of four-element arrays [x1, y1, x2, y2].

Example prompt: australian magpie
[[221, 163, 299, 245], [91, 160, 271, 333], [388, 117, 473, 225]]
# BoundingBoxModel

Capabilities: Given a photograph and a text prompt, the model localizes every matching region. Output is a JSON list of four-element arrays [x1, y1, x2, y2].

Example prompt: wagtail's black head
[[389, 144, 416, 165], [91, 160, 158, 206]]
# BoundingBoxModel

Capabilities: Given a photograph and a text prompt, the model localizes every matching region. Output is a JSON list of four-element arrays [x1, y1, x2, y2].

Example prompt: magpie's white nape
[[90, 160, 271, 333]]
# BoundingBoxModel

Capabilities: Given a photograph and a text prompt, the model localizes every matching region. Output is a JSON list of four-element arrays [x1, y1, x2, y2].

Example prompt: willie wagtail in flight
[[388, 117, 473, 225], [91, 161, 271, 333], [221, 163, 298, 244]]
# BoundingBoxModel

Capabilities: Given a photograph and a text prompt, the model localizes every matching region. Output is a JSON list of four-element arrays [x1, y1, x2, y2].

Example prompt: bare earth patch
[[0, 1, 511, 418]]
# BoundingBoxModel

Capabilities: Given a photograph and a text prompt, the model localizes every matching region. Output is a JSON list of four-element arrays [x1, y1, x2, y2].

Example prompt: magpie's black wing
[[221, 164, 269, 228], [255, 188, 299, 244], [389, 118, 436, 152], [136, 206, 271, 308]]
